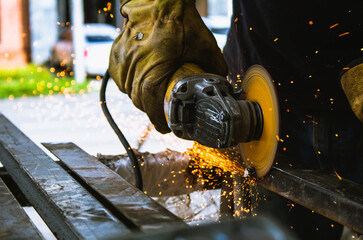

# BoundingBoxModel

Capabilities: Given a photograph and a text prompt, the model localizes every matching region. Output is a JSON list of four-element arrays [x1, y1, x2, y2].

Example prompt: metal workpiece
[[0, 178, 43, 240], [0, 114, 130, 240], [258, 159, 363, 234], [43, 142, 186, 232]]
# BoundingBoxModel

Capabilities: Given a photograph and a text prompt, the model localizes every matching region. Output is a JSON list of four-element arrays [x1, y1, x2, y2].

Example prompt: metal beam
[[0, 178, 43, 239], [43, 142, 186, 232], [259, 161, 363, 234], [0, 113, 130, 240]]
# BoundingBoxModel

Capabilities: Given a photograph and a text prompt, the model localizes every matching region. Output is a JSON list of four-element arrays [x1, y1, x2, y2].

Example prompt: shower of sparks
[[183, 142, 263, 220], [137, 124, 154, 149], [185, 142, 244, 175]]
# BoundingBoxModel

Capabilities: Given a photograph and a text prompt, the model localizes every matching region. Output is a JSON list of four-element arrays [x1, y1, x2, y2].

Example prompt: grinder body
[[165, 73, 263, 148], [164, 64, 280, 177]]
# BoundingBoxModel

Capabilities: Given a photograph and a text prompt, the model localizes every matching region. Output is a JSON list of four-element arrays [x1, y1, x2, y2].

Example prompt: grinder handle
[[164, 63, 205, 123]]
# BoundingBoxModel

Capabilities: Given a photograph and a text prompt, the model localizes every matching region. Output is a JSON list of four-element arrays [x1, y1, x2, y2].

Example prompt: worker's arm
[[109, 0, 227, 133], [341, 62, 363, 122]]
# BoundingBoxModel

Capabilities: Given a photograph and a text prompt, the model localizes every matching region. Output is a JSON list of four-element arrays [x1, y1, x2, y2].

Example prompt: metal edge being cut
[[239, 65, 280, 178]]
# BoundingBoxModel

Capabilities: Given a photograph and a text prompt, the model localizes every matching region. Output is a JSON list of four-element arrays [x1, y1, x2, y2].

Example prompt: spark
[[338, 32, 350, 37], [287, 203, 295, 211], [334, 171, 342, 180], [106, 2, 112, 11], [330, 23, 339, 29], [308, 21, 314, 25], [138, 124, 154, 148]]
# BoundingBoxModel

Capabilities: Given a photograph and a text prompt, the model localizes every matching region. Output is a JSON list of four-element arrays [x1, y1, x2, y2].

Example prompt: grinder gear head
[[165, 74, 263, 148]]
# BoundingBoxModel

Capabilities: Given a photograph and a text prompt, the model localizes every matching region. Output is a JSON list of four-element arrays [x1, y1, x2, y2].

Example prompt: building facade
[[0, 0, 31, 67]]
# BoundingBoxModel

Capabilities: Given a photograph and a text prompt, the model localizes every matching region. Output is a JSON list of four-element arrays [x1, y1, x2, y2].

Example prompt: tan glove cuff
[[341, 63, 363, 122]]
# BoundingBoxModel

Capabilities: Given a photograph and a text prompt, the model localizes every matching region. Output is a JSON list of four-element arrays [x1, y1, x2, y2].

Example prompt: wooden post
[[70, 0, 86, 83]]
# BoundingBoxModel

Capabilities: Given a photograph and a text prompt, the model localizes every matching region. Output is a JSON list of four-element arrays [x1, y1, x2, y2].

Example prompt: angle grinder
[[164, 63, 279, 177]]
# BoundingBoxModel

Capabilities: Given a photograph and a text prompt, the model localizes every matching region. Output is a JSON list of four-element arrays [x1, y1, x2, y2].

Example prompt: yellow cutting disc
[[239, 65, 280, 178]]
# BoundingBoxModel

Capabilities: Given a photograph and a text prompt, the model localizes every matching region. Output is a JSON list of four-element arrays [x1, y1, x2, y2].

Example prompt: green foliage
[[0, 64, 91, 99]]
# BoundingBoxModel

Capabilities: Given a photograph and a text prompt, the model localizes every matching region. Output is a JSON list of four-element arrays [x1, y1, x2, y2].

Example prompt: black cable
[[100, 70, 143, 191]]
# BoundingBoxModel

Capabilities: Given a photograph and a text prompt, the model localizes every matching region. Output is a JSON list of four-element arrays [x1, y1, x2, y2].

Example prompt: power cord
[[100, 70, 143, 191]]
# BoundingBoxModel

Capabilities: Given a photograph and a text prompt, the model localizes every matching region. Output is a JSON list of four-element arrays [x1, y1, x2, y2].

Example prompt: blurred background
[[0, 0, 231, 76]]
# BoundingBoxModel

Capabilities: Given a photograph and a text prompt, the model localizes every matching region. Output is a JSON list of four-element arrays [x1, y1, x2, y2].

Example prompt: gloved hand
[[109, 0, 227, 133], [341, 63, 363, 122]]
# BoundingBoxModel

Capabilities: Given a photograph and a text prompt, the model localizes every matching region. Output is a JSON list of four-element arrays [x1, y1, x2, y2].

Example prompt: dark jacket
[[224, 0, 363, 112]]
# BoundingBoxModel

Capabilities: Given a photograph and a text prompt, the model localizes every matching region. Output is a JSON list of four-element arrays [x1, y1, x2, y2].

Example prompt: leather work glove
[[341, 63, 363, 122], [109, 0, 228, 133]]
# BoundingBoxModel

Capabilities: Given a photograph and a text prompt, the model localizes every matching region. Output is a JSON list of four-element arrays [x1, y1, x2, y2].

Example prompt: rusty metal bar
[[43, 142, 186, 232], [0, 178, 43, 239], [0, 114, 130, 240], [258, 162, 363, 234]]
